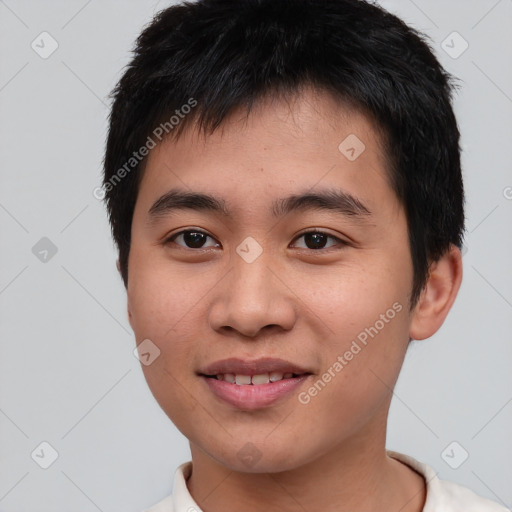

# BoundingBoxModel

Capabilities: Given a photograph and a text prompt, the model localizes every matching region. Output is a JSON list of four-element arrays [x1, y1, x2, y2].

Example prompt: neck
[[186, 414, 426, 512]]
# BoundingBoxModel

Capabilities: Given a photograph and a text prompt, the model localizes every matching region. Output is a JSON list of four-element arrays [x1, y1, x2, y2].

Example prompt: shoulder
[[143, 494, 174, 512], [142, 461, 197, 512], [432, 478, 509, 512], [387, 450, 509, 512]]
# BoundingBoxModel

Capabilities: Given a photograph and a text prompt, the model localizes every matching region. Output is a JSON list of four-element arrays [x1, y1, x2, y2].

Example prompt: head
[[103, 0, 464, 472]]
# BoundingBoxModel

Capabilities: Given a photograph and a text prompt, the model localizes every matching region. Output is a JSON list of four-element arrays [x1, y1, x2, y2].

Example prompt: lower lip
[[201, 375, 311, 409]]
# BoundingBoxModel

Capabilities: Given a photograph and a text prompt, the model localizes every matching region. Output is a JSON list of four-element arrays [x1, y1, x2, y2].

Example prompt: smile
[[201, 373, 312, 409], [205, 372, 304, 385]]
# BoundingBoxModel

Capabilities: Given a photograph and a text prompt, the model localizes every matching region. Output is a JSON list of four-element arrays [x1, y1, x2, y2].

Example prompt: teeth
[[235, 374, 252, 385], [269, 371, 284, 382], [251, 373, 270, 385], [213, 372, 299, 385]]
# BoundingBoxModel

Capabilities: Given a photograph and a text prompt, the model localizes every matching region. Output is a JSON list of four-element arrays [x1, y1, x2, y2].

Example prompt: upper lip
[[198, 357, 312, 376]]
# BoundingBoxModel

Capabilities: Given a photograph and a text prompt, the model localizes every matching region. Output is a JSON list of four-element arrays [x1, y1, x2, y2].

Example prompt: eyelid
[[293, 227, 343, 240], [164, 228, 348, 251], [290, 229, 348, 249], [163, 228, 219, 248]]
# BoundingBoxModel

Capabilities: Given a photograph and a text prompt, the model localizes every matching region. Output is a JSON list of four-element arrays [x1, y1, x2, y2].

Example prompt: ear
[[127, 302, 133, 329], [117, 258, 133, 327], [409, 244, 463, 341], [126, 290, 134, 330]]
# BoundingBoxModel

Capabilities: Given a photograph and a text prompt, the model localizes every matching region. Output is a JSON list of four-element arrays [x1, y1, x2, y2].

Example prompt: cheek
[[127, 251, 196, 390], [128, 261, 201, 432], [129, 273, 199, 377], [295, 270, 410, 419], [299, 258, 408, 334], [127, 248, 187, 338], [297, 327, 409, 451]]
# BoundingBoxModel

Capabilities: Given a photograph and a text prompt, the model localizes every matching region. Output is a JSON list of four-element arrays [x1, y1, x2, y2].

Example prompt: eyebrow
[[147, 187, 372, 223]]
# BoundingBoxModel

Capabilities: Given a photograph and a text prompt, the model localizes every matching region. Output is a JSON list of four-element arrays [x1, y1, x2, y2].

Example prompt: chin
[[204, 439, 312, 474]]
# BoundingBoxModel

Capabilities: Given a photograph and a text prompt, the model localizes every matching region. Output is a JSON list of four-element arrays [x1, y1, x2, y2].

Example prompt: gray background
[[0, 0, 511, 511]]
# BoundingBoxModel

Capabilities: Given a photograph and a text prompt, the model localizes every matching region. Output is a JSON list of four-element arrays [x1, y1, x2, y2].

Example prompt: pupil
[[184, 232, 206, 248], [182, 232, 327, 249], [306, 233, 326, 249]]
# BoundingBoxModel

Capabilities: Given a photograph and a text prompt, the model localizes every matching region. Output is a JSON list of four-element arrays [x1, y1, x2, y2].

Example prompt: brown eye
[[292, 231, 346, 250], [166, 230, 220, 249]]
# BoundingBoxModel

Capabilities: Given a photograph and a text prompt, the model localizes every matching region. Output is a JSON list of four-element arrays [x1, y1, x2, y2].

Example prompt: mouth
[[197, 358, 313, 409], [198, 356, 312, 379], [201, 372, 308, 385]]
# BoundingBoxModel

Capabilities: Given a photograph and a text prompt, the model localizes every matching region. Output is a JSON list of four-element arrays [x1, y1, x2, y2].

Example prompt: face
[[127, 88, 416, 472]]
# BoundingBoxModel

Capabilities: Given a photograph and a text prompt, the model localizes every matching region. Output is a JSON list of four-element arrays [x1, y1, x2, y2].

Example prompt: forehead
[[137, 87, 399, 222]]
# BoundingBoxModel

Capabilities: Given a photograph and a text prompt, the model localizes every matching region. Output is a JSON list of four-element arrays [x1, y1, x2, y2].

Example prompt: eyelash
[[163, 229, 348, 252]]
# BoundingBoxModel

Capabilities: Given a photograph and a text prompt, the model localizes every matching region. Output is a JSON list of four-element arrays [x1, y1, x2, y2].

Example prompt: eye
[[291, 230, 347, 250], [164, 229, 347, 251], [165, 230, 220, 249]]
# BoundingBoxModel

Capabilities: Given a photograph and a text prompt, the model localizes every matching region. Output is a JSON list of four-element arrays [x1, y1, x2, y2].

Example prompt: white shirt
[[144, 450, 509, 512]]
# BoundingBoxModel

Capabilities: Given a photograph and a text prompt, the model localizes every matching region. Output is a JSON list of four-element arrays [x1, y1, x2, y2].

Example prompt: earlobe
[[121, 257, 133, 328], [409, 244, 463, 341], [127, 300, 133, 328]]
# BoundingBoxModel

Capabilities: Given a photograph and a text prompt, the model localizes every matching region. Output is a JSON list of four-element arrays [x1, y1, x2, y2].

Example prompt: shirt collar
[[172, 461, 202, 512], [386, 450, 442, 511], [170, 451, 440, 512]]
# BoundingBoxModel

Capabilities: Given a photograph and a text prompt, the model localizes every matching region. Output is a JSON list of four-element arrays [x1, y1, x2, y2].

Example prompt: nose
[[207, 251, 297, 339]]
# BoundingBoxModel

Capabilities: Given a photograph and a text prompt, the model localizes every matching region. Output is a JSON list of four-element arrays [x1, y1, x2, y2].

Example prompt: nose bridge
[[208, 240, 295, 337], [230, 245, 277, 314]]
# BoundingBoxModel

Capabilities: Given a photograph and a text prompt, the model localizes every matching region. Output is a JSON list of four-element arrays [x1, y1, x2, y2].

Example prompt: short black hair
[[103, 0, 465, 310]]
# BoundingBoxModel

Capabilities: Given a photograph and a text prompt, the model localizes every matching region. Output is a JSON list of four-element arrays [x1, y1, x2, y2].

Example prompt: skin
[[125, 87, 462, 512]]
